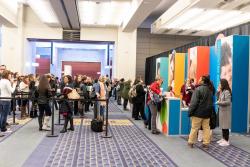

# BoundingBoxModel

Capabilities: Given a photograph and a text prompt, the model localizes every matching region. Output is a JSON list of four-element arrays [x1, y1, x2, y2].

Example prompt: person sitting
[[58, 87, 74, 133]]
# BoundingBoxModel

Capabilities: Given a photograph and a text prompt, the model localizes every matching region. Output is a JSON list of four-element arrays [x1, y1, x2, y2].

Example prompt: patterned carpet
[[0, 114, 32, 143], [181, 136, 250, 167], [43, 119, 177, 167]]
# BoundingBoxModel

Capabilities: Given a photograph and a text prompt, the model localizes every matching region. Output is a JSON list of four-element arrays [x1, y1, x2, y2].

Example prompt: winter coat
[[122, 81, 131, 100], [117, 82, 124, 96], [58, 97, 73, 116], [217, 90, 232, 129], [35, 88, 52, 105], [188, 84, 213, 118], [134, 84, 145, 104]]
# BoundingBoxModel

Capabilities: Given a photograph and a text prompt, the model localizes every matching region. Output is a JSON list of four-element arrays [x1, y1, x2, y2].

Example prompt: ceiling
[[2, 0, 250, 37]]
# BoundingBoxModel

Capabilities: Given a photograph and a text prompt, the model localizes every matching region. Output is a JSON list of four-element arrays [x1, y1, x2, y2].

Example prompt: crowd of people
[[0, 64, 232, 148], [0, 64, 113, 136]]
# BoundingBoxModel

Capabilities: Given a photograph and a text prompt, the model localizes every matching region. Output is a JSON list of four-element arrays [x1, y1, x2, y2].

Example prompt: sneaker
[[202, 144, 209, 150], [219, 140, 230, 147], [0, 133, 4, 137], [198, 130, 203, 142], [216, 139, 225, 144]]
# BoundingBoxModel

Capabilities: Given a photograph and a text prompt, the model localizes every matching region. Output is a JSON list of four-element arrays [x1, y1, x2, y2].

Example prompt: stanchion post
[[102, 99, 112, 138], [47, 97, 58, 137], [10, 96, 18, 125]]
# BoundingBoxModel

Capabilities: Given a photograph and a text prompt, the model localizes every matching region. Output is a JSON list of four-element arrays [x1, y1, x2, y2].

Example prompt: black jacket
[[188, 84, 213, 118], [35, 89, 52, 105], [134, 84, 145, 104]]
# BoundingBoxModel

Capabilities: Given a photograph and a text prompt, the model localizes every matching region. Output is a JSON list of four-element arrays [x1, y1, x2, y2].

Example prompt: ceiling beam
[[122, 0, 162, 32], [49, 0, 71, 29], [62, 0, 80, 30]]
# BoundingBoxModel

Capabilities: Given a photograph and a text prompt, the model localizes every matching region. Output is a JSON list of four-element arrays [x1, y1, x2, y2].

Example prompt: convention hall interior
[[0, 0, 250, 167]]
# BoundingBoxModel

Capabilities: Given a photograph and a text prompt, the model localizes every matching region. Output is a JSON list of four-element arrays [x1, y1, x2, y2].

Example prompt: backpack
[[128, 85, 137, 99]]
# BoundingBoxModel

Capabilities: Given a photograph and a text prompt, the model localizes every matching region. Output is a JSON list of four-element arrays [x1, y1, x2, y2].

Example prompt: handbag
[[210, 107, 217, 129], [67, 89, 80, 99]]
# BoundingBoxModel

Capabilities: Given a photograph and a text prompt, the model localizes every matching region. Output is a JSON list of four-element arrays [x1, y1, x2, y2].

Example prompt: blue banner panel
[[168, 99, 180, 135]]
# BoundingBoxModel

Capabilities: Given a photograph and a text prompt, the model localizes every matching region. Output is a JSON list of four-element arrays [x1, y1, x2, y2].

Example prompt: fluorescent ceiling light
[[79, 1, 131, 26], [27, 0, 59, 24], [163, 8, 250, 33], [166, 8, 204, 28]]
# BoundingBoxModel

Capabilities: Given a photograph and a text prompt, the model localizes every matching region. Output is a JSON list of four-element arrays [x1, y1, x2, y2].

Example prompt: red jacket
[[147, 81, 161, 103]]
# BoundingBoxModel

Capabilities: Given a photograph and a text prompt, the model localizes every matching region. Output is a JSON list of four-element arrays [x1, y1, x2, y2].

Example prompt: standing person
[[60, 75, 73, 91], [147, 76, 163, 134], [117, 78, 124, 105], [73, 75, 82, 115], [188, 76, 213, 149], [122, 79, 131, 110], [19, 76, 30, 119], [29, 74, 38, 118], [0, 65, 7, 79], [133, 79, 146, 120], [0, 70, 17, 135], [99, 76, 107, 120], [92, 78, 100, 119], [35, 75, 52, 131], [216, 79, 232, 146], [58, 87, 74, 133]]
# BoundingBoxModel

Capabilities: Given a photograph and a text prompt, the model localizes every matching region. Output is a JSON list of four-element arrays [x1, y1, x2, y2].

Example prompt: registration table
[[156, 98, 191, 135]]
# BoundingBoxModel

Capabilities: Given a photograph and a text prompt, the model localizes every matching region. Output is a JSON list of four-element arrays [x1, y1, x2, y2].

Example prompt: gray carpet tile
[[181, 136, 250, 167]]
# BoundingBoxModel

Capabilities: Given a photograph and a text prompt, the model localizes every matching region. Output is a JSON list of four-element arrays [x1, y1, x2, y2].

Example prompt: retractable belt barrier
[[0, 93, 111, 138]]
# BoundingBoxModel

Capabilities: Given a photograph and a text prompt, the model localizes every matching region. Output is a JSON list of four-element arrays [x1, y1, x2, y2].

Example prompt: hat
[[63, 87, 73, 95]]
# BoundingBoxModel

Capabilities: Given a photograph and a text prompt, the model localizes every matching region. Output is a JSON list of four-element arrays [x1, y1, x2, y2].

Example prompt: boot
[[34, 109, 38, 118], [30, 110, 34, 118], [67, 117, 74, 131], [60, 117, 68, 133], [38, 116, 43, 131], [20, 107, 26, 120], [43, 116, 51, 131]]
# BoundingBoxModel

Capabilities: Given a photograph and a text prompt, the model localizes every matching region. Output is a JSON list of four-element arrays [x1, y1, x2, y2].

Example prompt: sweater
[[0, 79, 16, 101]]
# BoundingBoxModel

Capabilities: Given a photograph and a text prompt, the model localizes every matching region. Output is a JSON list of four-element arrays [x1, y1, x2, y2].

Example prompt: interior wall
[[80, 27, 137, 80], [136, 28, 198, 81]]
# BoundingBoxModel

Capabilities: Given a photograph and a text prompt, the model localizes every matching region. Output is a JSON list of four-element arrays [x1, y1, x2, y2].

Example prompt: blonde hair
[[155, 75, 162, 81], [99, 76, 105, 82]]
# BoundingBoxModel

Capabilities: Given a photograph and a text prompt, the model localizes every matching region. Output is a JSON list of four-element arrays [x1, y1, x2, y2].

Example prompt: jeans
[[148, 101, 158, 131], [100, 105, 105, 116], [188, 117, 211, 145], [0, 101, 11, 131]]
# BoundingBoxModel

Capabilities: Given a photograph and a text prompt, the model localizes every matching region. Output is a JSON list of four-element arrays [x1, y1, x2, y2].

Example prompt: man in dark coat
[[188, 76, 213, 149]]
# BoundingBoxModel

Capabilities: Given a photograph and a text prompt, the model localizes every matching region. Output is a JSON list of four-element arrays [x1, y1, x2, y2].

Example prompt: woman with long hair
[[35, 75, 52, 131], [216, 79, 232, 146]]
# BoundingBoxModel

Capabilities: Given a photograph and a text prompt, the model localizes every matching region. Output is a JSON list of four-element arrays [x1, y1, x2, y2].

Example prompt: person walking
[[188, 76, 213, 149], [216, 79, 232, 146]]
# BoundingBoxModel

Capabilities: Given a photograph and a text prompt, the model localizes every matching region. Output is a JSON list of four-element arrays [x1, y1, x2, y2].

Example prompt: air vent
[[63, 29, 80, 41]]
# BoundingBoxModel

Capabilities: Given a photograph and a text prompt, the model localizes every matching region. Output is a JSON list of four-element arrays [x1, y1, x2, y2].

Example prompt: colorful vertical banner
[[160, 57, 169, 92], [188, 46, 210, 84], [168, 52, 175, 89], [174, 53, 185, 97]]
